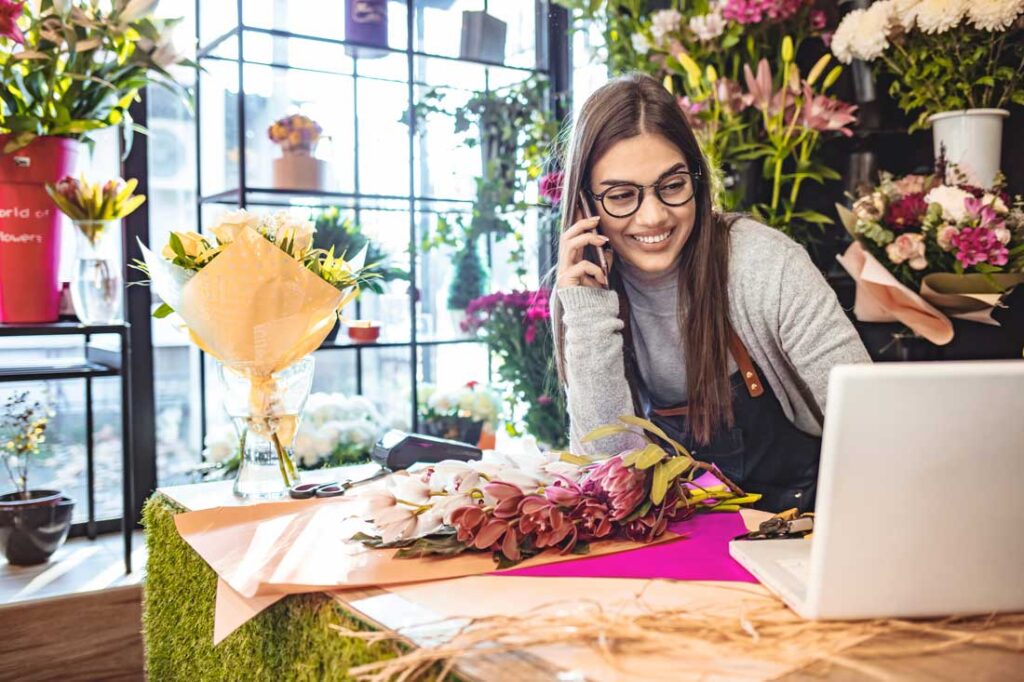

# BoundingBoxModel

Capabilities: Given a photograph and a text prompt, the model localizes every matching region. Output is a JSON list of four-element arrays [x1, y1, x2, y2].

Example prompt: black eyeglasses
[[586, 169, 701, 218]]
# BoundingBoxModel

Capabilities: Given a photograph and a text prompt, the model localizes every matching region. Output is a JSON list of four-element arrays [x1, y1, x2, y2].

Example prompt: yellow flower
[[163, 231, 210, 261], [288, 131, 302, 146]]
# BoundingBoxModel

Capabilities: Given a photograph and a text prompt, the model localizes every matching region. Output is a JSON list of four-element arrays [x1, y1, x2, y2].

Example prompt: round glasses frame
[[586, 169, 701, 219]]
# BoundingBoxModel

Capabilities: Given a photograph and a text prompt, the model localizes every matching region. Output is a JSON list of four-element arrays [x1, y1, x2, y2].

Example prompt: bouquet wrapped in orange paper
[[140, 210, 372, 494], [836, 172, 1024, 345]]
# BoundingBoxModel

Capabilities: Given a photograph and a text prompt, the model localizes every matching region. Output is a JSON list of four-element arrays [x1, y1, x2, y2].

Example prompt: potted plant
[[0, 391, 73, 565], [418, 381, 503, 447], [462, 288, 570, 449], [268, 113, 327, 191], [831, 1, 1024, 188], [447, 231, 487, 330], [312, 206, 408, 343], [0, 0, 191, 323]]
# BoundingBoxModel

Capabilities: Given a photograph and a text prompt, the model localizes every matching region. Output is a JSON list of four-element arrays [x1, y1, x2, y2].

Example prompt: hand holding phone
[[555, 192, 612, 290], [576, 192, 609, 280]]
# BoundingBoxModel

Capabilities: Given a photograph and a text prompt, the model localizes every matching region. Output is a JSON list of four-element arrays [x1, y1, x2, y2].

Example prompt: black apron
[[619, 293, 821, 513]]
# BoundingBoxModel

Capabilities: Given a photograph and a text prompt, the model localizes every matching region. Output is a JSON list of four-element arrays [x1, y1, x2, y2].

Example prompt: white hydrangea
[[925, 185, 973, 222], [915, 0, 968, 33], [832, 2, 895, 63], [630, 32, 650, 54], [292, 430, 321, 468], [967, 0, 1024, 30], [650, 9, 683, 44], [689, 7, 727, 42], [202, 424, 238, 464]]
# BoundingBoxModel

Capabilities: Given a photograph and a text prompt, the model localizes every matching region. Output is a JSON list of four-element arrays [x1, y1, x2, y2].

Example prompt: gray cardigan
[[553, 218, 871, 455]]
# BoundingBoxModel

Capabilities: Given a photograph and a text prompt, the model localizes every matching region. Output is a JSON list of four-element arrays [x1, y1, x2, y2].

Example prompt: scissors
[[733, 508, 814, 541], [288, 468, 389, 499]]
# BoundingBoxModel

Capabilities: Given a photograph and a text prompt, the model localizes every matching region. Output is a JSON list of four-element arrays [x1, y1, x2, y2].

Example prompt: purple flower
[[951, 227, 1009, 268]]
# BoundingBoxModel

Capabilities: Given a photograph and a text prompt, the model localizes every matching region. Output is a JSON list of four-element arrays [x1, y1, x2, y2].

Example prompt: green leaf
[[650, 461, 669, 505], [661, 456, 692, 483], [169, 232, 187, 260], [581, 424, 633, 443], [633, 442, 666, 470], [153, 303, 174, 319]]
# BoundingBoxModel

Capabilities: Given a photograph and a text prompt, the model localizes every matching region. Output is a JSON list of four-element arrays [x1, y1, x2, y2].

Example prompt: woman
[[552, 74, 870, 513]]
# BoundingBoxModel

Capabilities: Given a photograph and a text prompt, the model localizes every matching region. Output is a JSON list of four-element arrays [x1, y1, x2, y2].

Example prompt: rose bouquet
[[836, 171, 1024, 344], [140, 209, 374, 488], [356, 416, 759, 568], [462, 289, 569, 449]]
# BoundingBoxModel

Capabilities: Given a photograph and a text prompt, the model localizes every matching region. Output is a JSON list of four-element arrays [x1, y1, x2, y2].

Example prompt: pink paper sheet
[[500, 511, 756, 583]]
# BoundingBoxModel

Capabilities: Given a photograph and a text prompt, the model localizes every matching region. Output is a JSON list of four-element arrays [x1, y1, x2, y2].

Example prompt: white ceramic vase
[[928, 109, 1008, 189]]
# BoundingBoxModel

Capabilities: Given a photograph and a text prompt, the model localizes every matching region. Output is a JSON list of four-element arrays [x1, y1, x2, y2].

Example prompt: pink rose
[[885, 233, 928, 271]]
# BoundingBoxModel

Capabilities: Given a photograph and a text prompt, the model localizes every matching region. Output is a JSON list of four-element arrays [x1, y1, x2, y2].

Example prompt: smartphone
[[576, 191, 609, 281]]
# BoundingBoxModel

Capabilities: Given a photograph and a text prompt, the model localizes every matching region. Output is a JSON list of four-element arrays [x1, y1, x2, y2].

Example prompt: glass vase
[[70, 220, 122, 325], [217, 356, 315, 499]]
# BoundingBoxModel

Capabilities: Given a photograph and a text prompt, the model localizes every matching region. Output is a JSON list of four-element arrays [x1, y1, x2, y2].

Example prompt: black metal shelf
[[197, 24, 545, 75], [192, 0, 564, 442], [199, 187, 474, 208], [0, 361, 119, 383], [0, 321, 134, 572], [319, 337, 483, 351], [0, 321, 128, 337]]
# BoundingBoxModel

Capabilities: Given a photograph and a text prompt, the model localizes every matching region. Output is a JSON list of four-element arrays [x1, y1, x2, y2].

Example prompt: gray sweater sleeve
[[776, 245, 871, 420], [555, 287, 646, 456]]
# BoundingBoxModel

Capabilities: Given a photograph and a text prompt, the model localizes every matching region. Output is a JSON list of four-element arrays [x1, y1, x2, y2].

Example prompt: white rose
[[925, 185, 973, 223], [213, 209, 261, 244], [981, 193, 1009, 214]]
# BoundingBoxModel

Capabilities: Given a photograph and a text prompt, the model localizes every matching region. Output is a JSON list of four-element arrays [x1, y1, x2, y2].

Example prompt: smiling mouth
[[630, 228, 674, 245]]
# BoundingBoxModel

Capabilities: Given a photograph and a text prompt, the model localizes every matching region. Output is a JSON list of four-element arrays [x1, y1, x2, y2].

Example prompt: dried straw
[[332, 582, 1024, 682]]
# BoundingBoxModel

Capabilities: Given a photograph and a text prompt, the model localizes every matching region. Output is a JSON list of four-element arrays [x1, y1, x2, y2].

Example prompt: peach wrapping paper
[[142, 225, 359, 443], [836, 241, 955, 345], [172, 496, 680, 643]]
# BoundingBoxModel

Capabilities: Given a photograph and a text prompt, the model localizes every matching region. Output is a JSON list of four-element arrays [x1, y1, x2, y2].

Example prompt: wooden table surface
[[160, 466, 1023, 681]]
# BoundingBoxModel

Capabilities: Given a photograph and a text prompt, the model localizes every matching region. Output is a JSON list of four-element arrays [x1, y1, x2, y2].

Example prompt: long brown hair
[[551, 73, 735, 444]]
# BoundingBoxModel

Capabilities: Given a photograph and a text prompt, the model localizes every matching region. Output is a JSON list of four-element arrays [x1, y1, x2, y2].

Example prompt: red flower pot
[[0, 135, 79, 323]]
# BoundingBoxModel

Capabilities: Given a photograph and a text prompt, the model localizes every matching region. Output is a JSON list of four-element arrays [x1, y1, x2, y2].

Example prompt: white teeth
[[632, 230, 672, 244]]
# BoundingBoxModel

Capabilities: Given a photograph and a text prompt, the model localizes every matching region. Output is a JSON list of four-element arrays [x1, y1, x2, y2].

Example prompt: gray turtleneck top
[[552, 218, 871, 455]]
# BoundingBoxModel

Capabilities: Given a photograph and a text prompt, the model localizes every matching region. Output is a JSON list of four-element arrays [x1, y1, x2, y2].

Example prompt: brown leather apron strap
[[652, 327, 764, 417], [728, 328, 764, 398]]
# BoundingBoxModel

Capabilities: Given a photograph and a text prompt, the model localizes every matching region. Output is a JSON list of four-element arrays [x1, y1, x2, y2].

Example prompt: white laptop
[[730, 360, 1024, 620]]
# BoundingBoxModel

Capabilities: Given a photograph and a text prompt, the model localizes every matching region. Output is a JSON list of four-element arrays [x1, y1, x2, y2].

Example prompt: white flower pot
[[272, 152, 326, 191], [928, 109, 1008, 189]]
